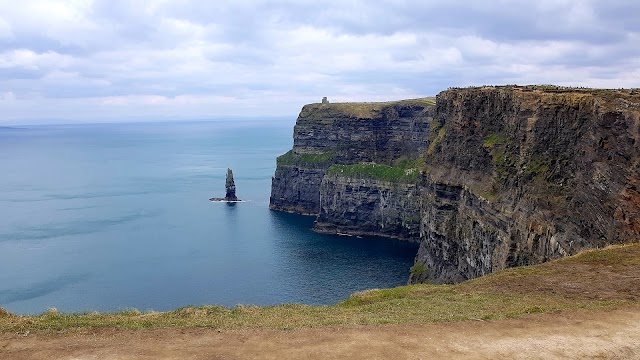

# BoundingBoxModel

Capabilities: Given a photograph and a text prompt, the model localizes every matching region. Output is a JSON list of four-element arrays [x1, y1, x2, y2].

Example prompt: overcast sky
[[0, 0, 638, 123]]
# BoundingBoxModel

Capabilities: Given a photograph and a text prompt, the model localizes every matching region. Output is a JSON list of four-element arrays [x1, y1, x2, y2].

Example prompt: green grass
[[327, 162, 420, 182], [303, 97, 436, 119], [524, 156, 549, 178], [427, 119, 446, 155], [409, 262, 427, 278], [394, 157, 424, 169], [483, 133, 508, 148], [489, 148, 516, 181], [1, 244, 638, 333], [276, 150, 334, 165]]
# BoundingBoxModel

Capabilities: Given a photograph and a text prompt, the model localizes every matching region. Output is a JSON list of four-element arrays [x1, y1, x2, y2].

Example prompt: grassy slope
[[276, 150, 334, 165], [1, 244, 639, 334]]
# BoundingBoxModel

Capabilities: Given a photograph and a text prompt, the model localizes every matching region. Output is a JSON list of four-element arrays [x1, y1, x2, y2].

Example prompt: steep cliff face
[[409, 180, 513, 283], [292, 101, 432, 162], [316, 173, 422, 241], [413, 87, 640, 283], [269, 98, 433, 214], [269, 163, 327, 215], [270, 86, 640, 285]]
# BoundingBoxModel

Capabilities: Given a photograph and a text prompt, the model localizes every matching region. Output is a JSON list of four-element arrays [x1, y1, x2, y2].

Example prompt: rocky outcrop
[[270, 163, 327, 215], [225, 168, 238, 201], [270, 86, 640, 284], [210, 168, 241, 202]]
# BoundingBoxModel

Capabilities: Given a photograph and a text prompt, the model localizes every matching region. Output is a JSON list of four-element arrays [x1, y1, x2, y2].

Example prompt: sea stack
[[225, 168, 238, 201], [209, 168, 240, 202]]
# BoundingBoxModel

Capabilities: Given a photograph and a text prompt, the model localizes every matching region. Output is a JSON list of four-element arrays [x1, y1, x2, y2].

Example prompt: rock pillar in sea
[[225, 168, 238, 201]]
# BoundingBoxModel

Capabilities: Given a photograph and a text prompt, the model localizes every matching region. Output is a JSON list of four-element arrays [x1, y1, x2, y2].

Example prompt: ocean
[[0, 120, 418, 314]]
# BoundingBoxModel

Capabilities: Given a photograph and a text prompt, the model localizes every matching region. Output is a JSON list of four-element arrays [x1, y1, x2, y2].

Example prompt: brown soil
[[2, 306, 639, 360]]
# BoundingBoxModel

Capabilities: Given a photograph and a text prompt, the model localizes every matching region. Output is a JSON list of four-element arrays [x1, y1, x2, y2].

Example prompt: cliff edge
[[270, 86, 640, 284]]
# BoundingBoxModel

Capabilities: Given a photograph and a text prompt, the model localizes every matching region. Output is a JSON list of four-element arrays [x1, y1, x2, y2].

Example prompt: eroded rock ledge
[[269, 86, 640, 284]]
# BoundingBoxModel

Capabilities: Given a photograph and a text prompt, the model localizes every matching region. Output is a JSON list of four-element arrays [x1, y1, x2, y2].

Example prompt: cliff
[[269, 98, 434, 214], [270, 86, 640, 284], [413, 86, 640, 283], [315, 167, 422, 241]]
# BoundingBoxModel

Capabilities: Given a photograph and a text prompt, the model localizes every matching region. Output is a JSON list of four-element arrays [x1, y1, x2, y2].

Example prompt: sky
[[0, 0, 639, 123]]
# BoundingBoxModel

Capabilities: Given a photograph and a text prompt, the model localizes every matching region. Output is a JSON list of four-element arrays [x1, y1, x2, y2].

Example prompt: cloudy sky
[[0, 0, 638, 123]]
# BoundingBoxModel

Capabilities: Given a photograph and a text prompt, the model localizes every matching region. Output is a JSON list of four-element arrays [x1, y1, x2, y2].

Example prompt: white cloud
[[0, 0, 637, 123], [0, 91, 15, 101], [0, 49, 75, 70]]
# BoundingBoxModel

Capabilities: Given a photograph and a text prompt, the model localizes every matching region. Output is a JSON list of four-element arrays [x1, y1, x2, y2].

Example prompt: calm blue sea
[[0, 120, 418, 314]]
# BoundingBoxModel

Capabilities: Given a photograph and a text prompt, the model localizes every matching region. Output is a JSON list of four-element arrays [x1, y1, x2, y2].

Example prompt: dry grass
[[1, 243, 639, 334]]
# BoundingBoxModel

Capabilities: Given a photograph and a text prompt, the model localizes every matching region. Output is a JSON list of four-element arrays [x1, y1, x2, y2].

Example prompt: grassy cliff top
[[2, 243, 638, 333], [438, 85, 640, 114], [300, 97, 436, 119], [447, 84, 640, 94], [443, 85, 640, 105]]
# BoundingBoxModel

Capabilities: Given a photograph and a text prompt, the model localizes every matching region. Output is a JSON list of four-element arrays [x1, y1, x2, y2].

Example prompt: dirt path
[[2, 307, 640, 360]]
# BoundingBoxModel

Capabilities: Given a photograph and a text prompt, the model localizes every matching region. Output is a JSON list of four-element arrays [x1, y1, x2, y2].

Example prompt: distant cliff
[[269, 98, 433, 215], [270, 86, 640, 284]]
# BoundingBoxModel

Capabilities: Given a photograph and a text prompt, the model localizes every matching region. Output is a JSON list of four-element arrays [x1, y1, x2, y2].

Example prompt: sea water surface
[[0, 120, 418, 314]]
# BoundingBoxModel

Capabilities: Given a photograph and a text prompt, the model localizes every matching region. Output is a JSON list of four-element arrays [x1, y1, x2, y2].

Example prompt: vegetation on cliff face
[[482, 133, 508, 148], [426, 118, 446, 155], [409, 262, 427, 279], [327, 162, 420, 182], [276, 150, 334, 165], [1, 244, 638, 333]]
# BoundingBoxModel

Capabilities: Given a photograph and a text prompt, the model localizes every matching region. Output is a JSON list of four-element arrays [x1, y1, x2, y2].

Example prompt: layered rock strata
[[315, 174, 422, 241], [270, 86, 640, 284], [269, 99, 433, 214], [415, 87, 640, 283]]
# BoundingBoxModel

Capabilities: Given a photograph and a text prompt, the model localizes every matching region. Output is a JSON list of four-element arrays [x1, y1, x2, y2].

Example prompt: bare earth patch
[[2, 306, 639, 360]]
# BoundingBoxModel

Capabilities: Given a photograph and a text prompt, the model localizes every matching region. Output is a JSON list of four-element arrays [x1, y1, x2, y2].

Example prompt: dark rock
[[413, 87, 640, 284], [270, 165, 325, 215], [225, 168, 238, 201], [210, 168, 240, 202], [315, 174, 422, 241], [269, 87, 640, 284]]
